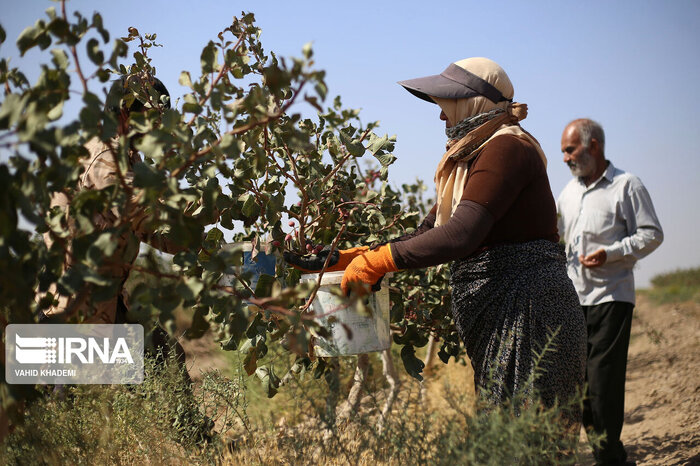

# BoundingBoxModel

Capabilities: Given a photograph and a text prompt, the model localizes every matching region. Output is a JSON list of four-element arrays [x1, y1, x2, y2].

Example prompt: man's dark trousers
[[582, 301, 634, 465]]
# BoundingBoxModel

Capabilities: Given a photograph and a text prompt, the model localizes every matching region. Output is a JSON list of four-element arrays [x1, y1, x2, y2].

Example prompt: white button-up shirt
[[557, 161, 663, 305]]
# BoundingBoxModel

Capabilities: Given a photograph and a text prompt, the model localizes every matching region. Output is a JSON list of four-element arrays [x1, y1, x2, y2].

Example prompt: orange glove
[[341, 244, 398, 295], [284, 246, 369, 273]]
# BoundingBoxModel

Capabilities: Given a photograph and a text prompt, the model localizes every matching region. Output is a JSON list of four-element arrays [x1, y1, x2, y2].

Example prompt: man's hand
[[580, 248, 607, 268]]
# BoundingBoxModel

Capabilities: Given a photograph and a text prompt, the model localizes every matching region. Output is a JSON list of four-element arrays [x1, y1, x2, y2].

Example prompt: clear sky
[[2, 0, 699, 287]]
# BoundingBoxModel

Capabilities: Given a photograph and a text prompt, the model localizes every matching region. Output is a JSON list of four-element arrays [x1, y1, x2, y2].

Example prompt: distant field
[[639, 266, 700, 304]]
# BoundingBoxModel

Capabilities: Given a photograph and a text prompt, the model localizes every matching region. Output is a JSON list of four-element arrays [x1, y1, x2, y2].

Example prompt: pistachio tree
[[0, 2, 463, 413]]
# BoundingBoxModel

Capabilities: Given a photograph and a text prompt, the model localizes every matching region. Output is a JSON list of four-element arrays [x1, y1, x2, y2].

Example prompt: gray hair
[[576, 119, 605, 154]]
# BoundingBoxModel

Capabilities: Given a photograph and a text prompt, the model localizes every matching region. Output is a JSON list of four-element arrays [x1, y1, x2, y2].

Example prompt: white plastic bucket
[[301, 271, 391, 357]]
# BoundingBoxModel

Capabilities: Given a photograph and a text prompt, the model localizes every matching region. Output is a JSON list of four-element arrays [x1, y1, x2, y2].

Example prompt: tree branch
[[61, 0, 88, 95], [300, 221, 347, 313], [184, 31, 248, 128], [171, 80, 307, 178]]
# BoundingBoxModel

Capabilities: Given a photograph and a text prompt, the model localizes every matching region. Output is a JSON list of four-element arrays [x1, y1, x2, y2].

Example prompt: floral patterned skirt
[[450, 240, 586, 417]]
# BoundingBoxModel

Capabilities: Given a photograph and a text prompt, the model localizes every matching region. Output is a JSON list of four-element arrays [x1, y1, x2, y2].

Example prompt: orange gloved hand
[[284, 246, 369, 273], [341, 244, 398, 296]]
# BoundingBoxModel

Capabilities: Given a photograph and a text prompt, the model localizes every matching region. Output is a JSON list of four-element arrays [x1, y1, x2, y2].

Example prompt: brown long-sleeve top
[[391, 134, 558, 269]]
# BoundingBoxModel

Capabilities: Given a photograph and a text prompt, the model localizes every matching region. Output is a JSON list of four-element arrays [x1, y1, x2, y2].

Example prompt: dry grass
[[1, 334, 586, 465]]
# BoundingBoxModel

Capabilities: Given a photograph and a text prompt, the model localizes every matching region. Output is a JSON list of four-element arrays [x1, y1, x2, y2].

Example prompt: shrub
[[644, 267, 700, 304], [1, 341, 588, 465], [0, 355, 225, 464]]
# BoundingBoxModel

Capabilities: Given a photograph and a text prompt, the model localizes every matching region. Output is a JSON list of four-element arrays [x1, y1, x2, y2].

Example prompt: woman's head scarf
[[400, 57, 547, 226]]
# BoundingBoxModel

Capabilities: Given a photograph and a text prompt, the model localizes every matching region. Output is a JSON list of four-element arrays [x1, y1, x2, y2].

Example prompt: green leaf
[[372, 210, 386, 226], [50, 49, 69, 70], [438, 344, 453, 364], [367, 133, 396, 156], [200, 41, 218, 74], [205, 227, 224, 243], [182, 93, 203, 114], [243, 346, 258, 375], [367, 134, 388, 154], [245, 314, 267, 339], [135, 134, 166, 162], [400, 344, 425, 381], [389, 294, 404, 323], [374, 152, 397, 168], [177, 276, 204, 301], [47, 100, 63, 121], [254, 274, 276, 298], [86, 38, 104, 65], [133, 51, 146, 68], [108, 39, 128, 68], [91, 12, 109, 43], [86, 232, 119, 267], [221, 304, 249, 351], [159, 109, 180, 131], [262, 64, 290, 91], [185, 307, 210, 339], [220, 209, 234, 230], [314, 82, 327, 101], [338, 130, 365, 157], [0, 24, 5, 44], [17, 22, 50, 56], [16, 25, 38, 55], [256, 366, 280, 398], [46, 17, 73, 44], [80, 92, 103, 132], [179, 71, 192, 88], [132, 161, 165, 189], [0, 93, 22, 128], [302, 42, 313, 59], [239, 193, 260, 219]]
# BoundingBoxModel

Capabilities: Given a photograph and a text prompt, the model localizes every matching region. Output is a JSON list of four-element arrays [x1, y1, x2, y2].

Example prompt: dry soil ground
[[607, 295, 700, 465], [573, 294, 700, 465]]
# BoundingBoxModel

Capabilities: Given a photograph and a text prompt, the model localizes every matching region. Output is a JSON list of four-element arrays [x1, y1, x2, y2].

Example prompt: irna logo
[[5, 324, 144, 384], [15, 334, 134, 365]]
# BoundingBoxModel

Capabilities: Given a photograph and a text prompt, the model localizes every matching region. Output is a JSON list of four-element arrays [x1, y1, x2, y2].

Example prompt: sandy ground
[[180, 293, 700, 465], [575, 294, 700, 465], [612, 295, 700, 465]]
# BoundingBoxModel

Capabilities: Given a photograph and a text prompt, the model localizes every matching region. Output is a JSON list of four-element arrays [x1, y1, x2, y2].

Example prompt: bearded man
[[557, 118, 663, 466]]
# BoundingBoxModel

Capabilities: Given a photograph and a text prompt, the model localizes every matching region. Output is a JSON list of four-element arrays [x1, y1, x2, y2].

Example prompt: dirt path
[[575, 295, 700, 465], [612, 295, 700, 465]]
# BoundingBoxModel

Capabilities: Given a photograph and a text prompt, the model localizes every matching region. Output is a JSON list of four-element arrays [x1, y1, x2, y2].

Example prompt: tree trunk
[[338, 353, 370, 421], [324, 358, 341, 429], [420, 335, 438, 400], [377, 348, 400, 432]]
